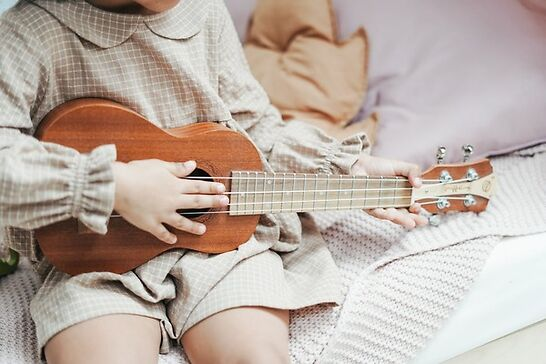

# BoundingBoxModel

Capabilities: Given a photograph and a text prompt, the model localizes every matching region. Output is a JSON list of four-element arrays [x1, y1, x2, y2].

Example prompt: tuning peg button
[[436, 197, 450, 210], [436, 146, 447, 164], [440, 170, 453, 183], [428, 214, 442, 226], [464, 194, 477, 207], [465, 168, 479, 181], [462, 144, 474, 162]]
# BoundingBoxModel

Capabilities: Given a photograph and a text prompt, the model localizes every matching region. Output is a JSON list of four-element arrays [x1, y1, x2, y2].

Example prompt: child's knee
[[44, 314, 161, 364], [201, 339, 289, 364], [241, 338, 289, 363], [182, 307, 289, 363]]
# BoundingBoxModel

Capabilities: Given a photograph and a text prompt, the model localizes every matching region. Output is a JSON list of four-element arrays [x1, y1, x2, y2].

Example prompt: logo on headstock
[[445, 184, 469, 193]]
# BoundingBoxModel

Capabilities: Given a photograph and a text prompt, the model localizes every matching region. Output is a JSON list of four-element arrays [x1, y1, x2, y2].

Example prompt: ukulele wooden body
[[35, 99, 262, 275]]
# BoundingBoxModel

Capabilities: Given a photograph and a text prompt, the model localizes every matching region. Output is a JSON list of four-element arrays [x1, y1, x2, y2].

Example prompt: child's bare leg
[[181, 307, 289, 364], [44, 314, 161, 364]]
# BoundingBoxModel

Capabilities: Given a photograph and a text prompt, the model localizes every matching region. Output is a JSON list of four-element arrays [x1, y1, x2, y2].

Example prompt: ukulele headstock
[[413, 145, 496, 214]]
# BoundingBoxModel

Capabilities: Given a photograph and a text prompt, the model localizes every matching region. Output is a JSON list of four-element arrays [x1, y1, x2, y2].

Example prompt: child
[[0, 0, 427, 362]]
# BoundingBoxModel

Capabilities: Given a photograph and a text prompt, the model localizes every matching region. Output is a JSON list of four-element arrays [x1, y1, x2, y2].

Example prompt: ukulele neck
[[229, 171, 413, 216]]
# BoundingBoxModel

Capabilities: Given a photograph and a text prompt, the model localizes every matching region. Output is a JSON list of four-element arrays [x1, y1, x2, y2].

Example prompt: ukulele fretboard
[[229, 172, 413, 216]]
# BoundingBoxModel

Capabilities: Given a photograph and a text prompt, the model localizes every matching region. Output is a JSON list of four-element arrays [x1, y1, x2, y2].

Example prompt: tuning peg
[[436, 146, 447, 164], [462, 144, 474, 162], [428, 214, 442, 226]]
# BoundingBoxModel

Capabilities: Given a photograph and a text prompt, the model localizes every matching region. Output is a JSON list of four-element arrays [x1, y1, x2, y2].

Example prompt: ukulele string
[[110, 195, 413, 218], [109, 176, 475, 217], [183, 176, 459, 185], [183, 176, 415, 182], [110, 204, 411, 218], [184, 195, 468, 215], [221, 186, 413, 195], [417, 196, 475, 206], [226, 194, 413, 207], [109, 194, 470, 218], [184, 176, 473, 196]]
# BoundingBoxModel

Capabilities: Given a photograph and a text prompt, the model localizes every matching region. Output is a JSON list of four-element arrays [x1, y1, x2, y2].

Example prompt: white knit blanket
[[1, 144, 545, 363]]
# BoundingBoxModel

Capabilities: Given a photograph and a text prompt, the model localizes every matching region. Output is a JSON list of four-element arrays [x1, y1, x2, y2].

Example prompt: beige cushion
[[243, 0, 375, 142]]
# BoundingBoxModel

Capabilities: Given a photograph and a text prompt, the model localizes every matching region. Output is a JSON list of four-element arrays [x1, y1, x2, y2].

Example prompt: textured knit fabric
[[0, 0, 368, 355], [1, 146, 545, 364], [314, 144, 546, 364]]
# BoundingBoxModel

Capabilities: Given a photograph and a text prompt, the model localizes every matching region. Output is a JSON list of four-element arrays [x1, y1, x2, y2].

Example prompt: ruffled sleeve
[[0, 130, 116, 234], [65, 144, 117, 234], [266, 120, 369, 175]]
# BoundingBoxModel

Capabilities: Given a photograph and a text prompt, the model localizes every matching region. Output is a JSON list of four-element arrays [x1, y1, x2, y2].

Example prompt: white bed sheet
[[413, 231, 546, 364]]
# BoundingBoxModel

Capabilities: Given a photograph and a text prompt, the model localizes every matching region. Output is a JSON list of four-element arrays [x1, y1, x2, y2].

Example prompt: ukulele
[[35, 99, 496, 275]]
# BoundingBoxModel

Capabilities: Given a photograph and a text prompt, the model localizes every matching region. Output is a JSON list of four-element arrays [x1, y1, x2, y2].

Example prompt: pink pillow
[[334, 0, 546, 167], [225, 0, 257, 40], [226, 0, 546, 168]]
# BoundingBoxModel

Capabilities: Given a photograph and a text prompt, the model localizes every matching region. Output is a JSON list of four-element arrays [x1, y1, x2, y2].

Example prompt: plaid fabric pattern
[[0, 0, 368, 354]]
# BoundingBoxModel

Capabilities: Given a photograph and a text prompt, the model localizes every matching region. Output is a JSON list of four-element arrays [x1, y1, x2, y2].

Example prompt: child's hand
[[112, 160, 228, 244], [351, 154, 428, 229]]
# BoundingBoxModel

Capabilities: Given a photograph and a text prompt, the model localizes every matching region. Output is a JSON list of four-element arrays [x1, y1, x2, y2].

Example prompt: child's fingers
[[150, 223, 178, 245], [367, 208, 408, 226], [180, 179, 225, 194], [393, 161, 422, 187], [164, 160, 197, 177], [164, 214, 206, 236], [396, 209, 428, 227], [409, 203, 429, 226], [367, 207, 427, 229], [409, 203, 422, 213], [177, 194, 229, 209], [384, 207, 416, 228], [413, 213, 429, 226]]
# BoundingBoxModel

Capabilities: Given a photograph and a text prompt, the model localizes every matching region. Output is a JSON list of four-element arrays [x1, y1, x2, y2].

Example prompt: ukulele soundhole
[[177, 168, 215, 219]]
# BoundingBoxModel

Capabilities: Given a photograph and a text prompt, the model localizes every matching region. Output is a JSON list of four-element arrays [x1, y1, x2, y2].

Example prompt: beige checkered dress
[[0, 0, 368, 354]]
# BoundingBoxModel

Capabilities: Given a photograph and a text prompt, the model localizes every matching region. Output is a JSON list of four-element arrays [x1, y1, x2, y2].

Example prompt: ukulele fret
[[281, 173, 286, 213], [324, 174, 329, 211], [350, 176, 356, 210], [378, 176, 384, 208], [252, 172, 258, 214], [231, 172, 239, 215], [336, 176, 343, 210], [393, 177, 398, 207], [301, 174, 307, 212], [364, 176, 369, 209], [340, 176, 347, 210], [261, 172, 267, 215], [312, 174, 318, 212], [291, 173, 297, 213], [245, 171, 251, 215], [272, 173, 279, 213]]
